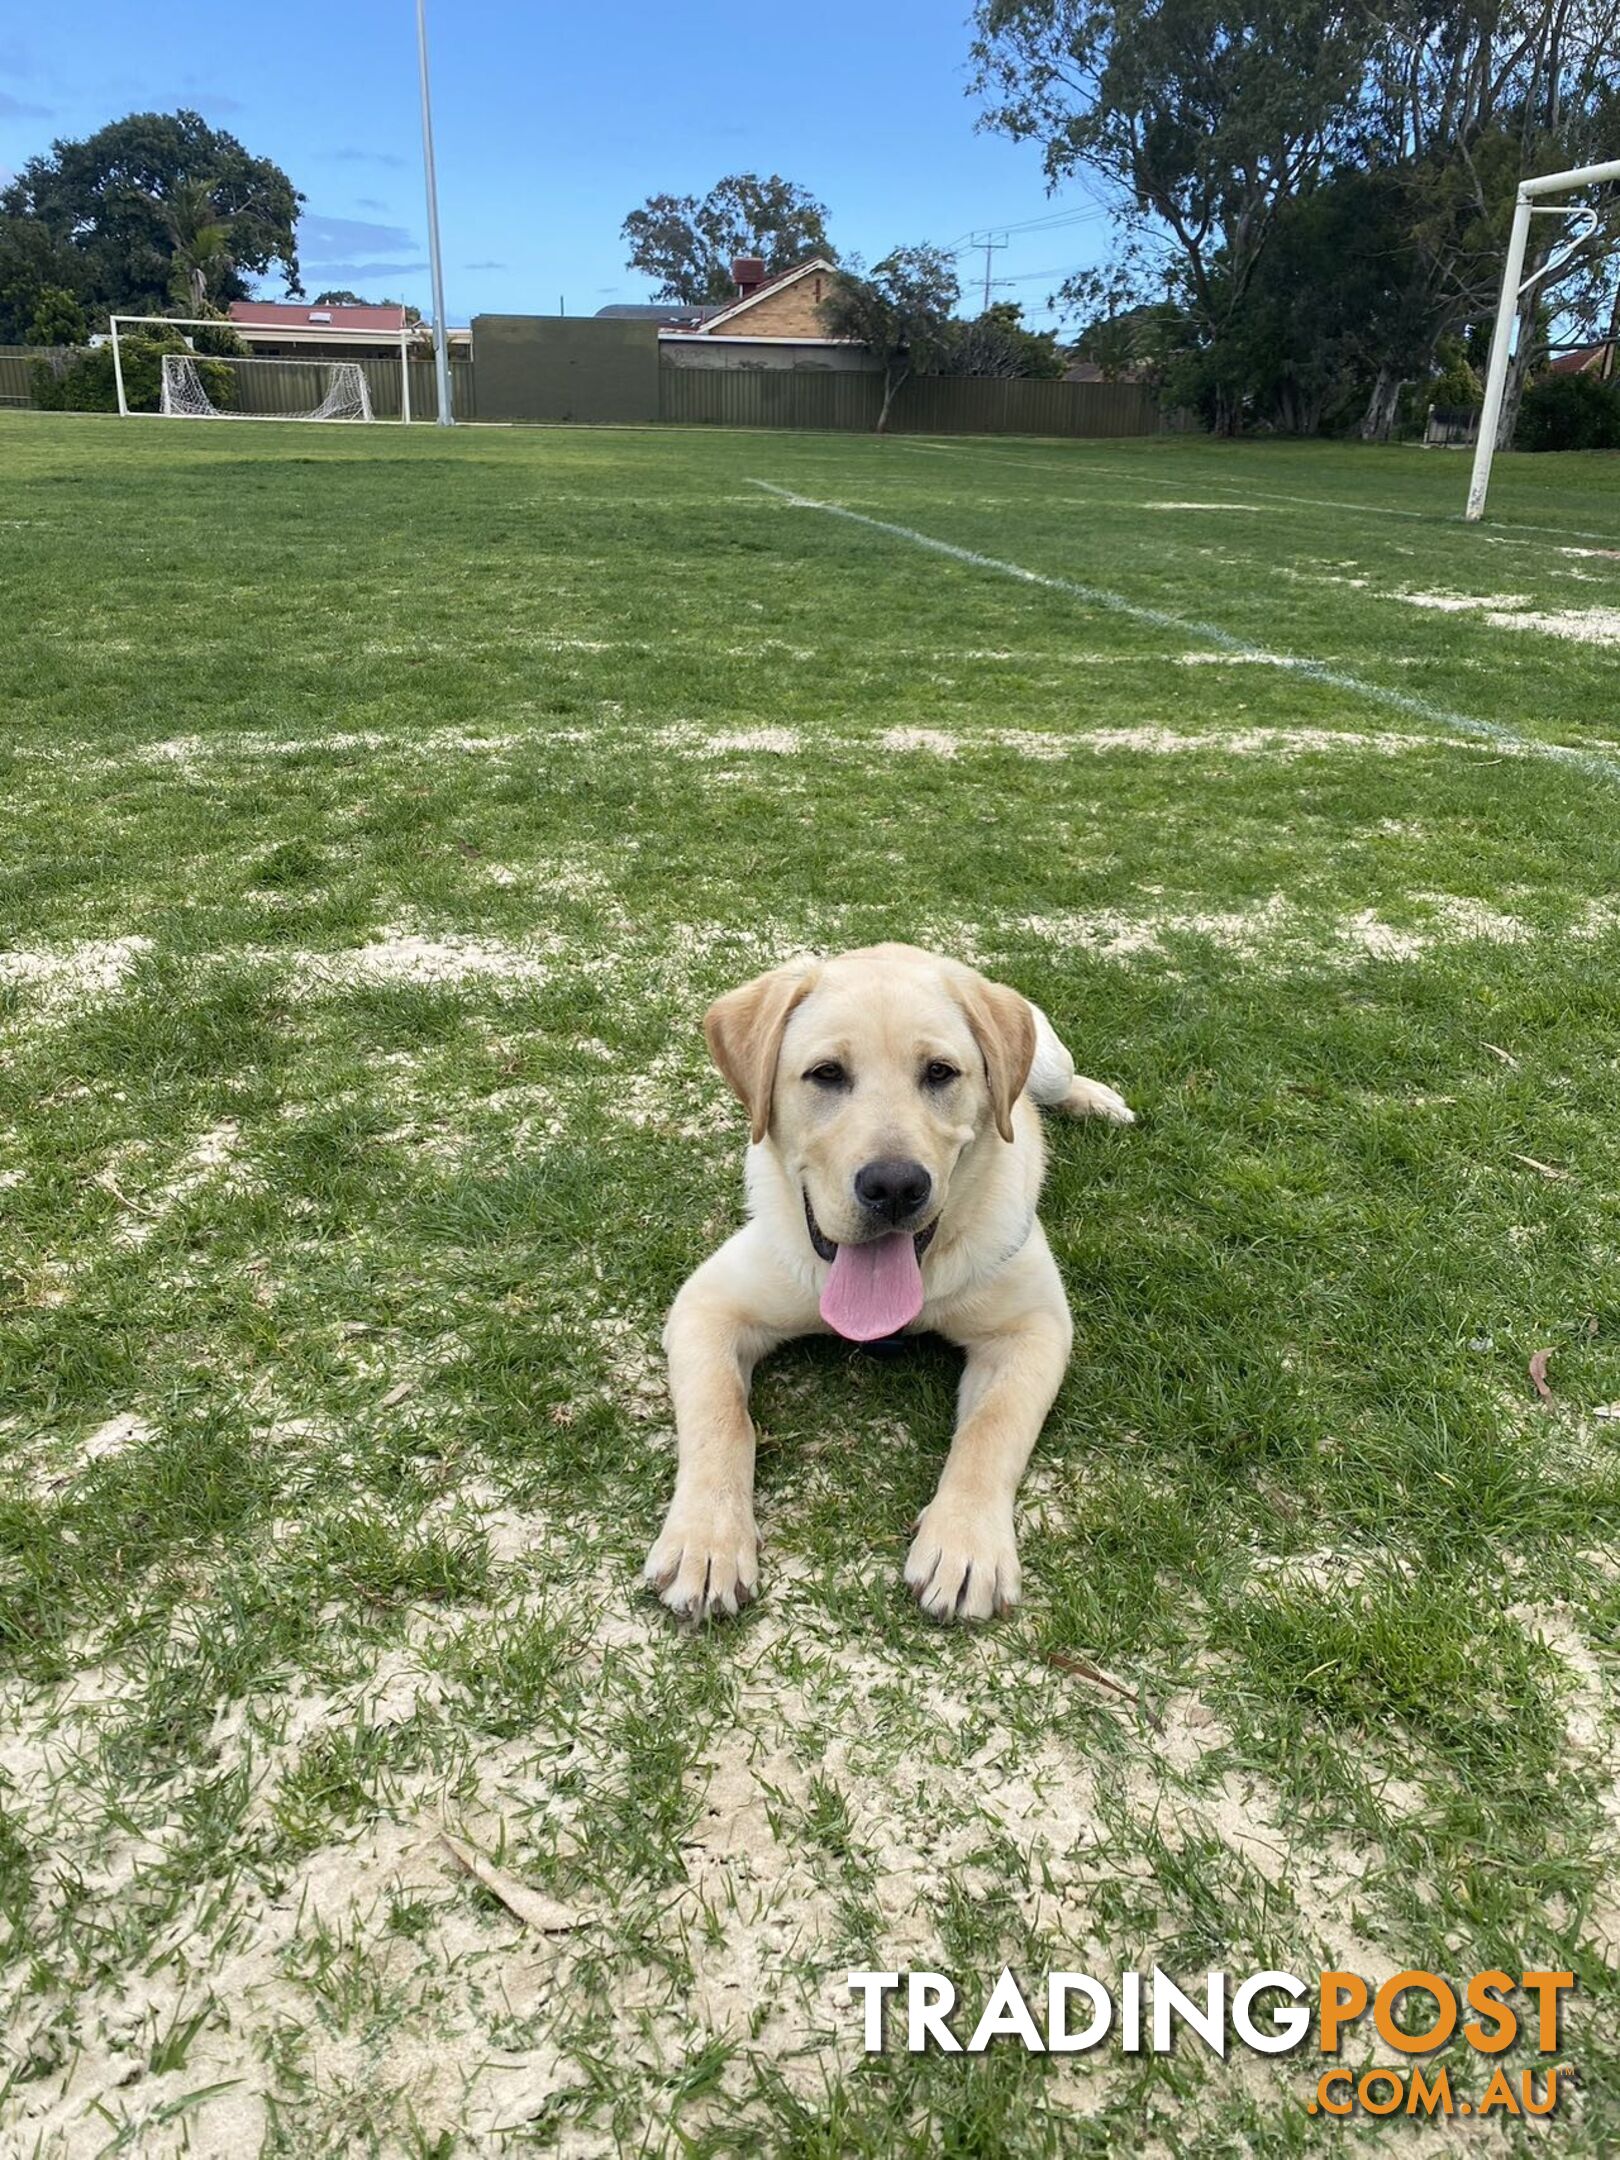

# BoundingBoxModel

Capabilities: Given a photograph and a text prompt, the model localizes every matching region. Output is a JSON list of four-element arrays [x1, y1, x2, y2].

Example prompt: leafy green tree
[[973, 0, 1374, 431], [1, 110, 302, 320], [0, 214, 87, 343], [146, 176, 234, 313], [623, 174, 832, 304], [1175, 164, 1431, 433], [190, 318, 248, 357], [1071, 299, 1185, 380], [25, 285, 86, 346], [819, 248, 960, 430], [1426, 334, 1483, 411], [1514, 370, 1620, 450], [941, 300, 1065, 378], [1353, 5, 1620, 442]]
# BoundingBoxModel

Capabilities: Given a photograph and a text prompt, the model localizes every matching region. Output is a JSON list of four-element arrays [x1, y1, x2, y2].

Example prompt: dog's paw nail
[[905, 1507, 1019, 1625], [645, 1510, 758, 1626]]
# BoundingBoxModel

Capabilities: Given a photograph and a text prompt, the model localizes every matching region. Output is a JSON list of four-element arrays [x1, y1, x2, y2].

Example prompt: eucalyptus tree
[[972, 0, 1378, 430]]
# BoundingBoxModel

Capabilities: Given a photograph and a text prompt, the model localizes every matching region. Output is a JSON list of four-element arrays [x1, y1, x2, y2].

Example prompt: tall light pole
[[416, 0, 454, 426]]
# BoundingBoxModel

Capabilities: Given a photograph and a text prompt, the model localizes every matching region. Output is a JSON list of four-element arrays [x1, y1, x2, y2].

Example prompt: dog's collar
[[985, 1206, 1037, 1274]]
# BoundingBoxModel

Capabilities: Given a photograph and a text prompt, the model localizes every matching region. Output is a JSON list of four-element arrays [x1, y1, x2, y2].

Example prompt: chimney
[[732, 256, 767, 298]]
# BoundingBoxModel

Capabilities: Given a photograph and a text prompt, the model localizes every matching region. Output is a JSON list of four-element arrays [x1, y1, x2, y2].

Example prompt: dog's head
[[703, 943, 1036, 1272]]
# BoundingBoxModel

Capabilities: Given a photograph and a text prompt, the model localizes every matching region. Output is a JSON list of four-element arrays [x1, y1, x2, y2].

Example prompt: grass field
[[2, 411, 1619, 2156]]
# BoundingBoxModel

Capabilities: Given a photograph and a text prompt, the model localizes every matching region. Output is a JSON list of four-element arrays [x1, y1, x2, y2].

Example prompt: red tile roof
[[1547, 341, 1614, 376], [229, 300, 408, 333]]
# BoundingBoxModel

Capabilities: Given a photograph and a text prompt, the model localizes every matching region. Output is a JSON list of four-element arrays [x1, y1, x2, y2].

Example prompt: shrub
[[25, 286, 87, 347], [191, 319, 248, 358], [1514, 370, 1620, 453], [30, 329, 234, 415]]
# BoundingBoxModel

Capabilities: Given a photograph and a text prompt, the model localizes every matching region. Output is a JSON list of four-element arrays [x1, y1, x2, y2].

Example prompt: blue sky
[[0, 5, 1114, 330]]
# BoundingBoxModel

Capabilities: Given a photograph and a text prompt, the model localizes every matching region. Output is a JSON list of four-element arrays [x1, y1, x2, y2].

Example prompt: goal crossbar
[[1465, 157, 1620, 521], [108, 314, 418, 424]]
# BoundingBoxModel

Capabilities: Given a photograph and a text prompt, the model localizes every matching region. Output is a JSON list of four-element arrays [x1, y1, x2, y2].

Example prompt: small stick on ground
[[1511, 1152, 1572, 1181], [1045, 1651, 1164, 1732], [94, 1168, 158, 1216], [437, 1829, 583, 1933]]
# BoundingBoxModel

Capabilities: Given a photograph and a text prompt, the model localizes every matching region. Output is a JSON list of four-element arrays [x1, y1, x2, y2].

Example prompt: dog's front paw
[[644, 1497, 759, 1622], [905, 1498, 1020, 1623], [1063, 1075, 1135, 1125]]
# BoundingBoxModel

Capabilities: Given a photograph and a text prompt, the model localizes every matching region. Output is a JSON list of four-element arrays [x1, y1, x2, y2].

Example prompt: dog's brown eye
[[805, 1061, 848, 1088], [922, 1060, 960, 1087]]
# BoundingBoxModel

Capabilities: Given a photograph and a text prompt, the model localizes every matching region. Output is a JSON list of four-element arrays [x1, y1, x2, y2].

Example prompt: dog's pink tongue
[[820, 1233, 924, 1342]]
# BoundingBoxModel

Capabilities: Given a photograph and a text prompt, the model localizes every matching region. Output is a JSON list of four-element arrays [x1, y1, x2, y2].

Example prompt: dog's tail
[[1025, 1003, 1136, 1126]]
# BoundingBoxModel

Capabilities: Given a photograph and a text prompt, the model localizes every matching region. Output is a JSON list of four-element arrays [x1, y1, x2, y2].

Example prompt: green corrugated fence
[[0, 346, 68, 406], [890, 373, 1159, 437], [217, 352, 476, 422], [658, 366, 1159, 436], [1, 344, 475, 421], [6, 333, 1160, 438], [659, 368, 883, 431]]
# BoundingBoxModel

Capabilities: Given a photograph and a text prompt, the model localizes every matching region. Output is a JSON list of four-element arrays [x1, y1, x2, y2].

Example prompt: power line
[[992, 261, 1096, 285], [943, 203, 1112, 256]]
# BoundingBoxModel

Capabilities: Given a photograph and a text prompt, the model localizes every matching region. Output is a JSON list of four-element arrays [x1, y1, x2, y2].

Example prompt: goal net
[[160, 352, 375, 423]]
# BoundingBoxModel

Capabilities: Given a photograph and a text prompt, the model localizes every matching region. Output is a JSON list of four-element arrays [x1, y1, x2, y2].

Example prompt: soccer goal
[[159, 352, 375, 422], [109, 315, 416, 424], [1465, 156, 1620, 520]]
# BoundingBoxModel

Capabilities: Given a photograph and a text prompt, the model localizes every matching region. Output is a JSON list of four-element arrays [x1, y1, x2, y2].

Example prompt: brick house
[[1547, 339, 1616, 380], [690, 257, 840, 340], [598, 257, 843, 342]]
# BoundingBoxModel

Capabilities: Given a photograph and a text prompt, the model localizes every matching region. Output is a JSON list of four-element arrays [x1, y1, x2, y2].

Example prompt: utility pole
[[968, 230, 1008, 313], [416, 0, 454, 426]]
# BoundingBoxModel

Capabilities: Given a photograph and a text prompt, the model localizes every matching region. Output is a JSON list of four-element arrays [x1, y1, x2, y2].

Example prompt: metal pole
[[400, 332, 412, 425], [1466, 156, 1620, 520], [416, 0, 454, 426], [1465, 192, 1533, 522]]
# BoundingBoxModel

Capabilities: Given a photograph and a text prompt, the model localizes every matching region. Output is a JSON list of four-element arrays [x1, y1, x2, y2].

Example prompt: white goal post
[[1465, 157, 1620, 521], [109, 315, 417, 425]]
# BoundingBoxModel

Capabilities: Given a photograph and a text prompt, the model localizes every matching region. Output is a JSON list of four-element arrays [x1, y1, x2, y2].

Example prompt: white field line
[[747, 480, 1620, 786], [882, 439, 1620, 550]]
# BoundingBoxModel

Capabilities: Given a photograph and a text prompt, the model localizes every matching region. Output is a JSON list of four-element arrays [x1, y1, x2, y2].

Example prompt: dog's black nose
[[854, 1158, 932, 1224]]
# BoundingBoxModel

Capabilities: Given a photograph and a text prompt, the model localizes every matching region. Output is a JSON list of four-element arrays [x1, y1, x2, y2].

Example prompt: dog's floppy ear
[[954, 970, 1037, 1143], [704, 961, 819, 1145]]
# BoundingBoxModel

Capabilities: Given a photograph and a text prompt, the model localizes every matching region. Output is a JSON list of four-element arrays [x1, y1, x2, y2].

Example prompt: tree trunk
[[1495, 289, 1544, 449], [875, 362, 908, 433], [1359, 364, 1406, 442]]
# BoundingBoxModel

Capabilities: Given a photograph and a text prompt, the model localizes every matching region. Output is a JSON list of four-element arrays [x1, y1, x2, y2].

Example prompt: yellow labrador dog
[[644, 943, 1133, 1624]]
